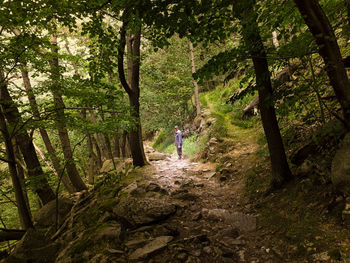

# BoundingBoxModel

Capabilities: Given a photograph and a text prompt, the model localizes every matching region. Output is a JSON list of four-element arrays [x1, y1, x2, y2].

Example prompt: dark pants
[[176, 145, 182, 156]]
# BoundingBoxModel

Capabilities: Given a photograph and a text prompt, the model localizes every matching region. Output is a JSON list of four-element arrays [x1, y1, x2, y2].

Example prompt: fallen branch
[[0, 229, 25, 242], [239, 62, 301, 118]]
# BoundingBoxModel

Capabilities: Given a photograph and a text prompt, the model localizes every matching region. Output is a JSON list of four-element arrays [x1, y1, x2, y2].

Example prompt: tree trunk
[[88, 109, 109, 160], [113, 134, 121, 158], [188, 41, 201, 116], [80, 109, 98, 184], [118, 23, 147, 166], [21, 66, 75, 193], [272, 31, 280, 49], [293, 0, 350, 129], [14, 146, 32, 228], [239, 0, 293, 189], [0, 108, 33, 229], [0, 78, 55, 205], [49, 33, 87, 191], [121, 131, 127, 158], [91, 135, 103, 169]]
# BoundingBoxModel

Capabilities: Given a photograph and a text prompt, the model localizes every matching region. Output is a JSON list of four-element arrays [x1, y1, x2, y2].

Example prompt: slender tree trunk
[[113, 134, 121, 158], [272, 31, 280, 49], [121, 131, 127, 158], [188, 41, 201, 116], [21, 66, 75, 193], [0, 108, 33, 229], [49, 33, 87, 191], [239, 0, 293, 189], [118, 23, 147, 166], [88, 109, 109, 160], [293, 0, 350, 129], [0, 77, 55, 204], [91, 136, 103, 169], [80, 109, 98, 184], [309, 57, 326, 123], [14, 146, 32, 228]]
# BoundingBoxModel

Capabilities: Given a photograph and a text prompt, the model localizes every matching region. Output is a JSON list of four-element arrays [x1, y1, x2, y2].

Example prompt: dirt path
[[141, 153, 280, 263]]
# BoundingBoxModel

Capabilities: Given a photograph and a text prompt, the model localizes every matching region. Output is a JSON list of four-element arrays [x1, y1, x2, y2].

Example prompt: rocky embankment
[[1, 144, 282, 263]]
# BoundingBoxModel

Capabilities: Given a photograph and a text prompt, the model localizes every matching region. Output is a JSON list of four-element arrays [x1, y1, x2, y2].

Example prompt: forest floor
[[143, 149, 283, 263], [141, 93, 350, 262]]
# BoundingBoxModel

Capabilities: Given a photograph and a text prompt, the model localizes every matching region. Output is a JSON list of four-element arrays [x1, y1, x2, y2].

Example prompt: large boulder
[[113, 198, 176, 227], [129, 236, 173, 261], [34, 197, 73, 228], [331, 133, 350, 195], [148, 152, 169, 161]]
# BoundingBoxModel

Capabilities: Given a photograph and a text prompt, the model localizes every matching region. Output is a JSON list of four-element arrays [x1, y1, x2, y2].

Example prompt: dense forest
[[1, 0, 350, 262]]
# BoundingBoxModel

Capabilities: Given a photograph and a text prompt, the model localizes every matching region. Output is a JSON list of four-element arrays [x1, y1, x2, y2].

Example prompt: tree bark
[[91, 135, 103, 169], [118, 23, 147, 166], [21, 66, 75, 193], [239, 0, 293, 189], [88, 109, 109, 160], [0, 108, 33, 229], [0, 77, 55, 205], [80, 109, 98, 184], [113, 134, 121, 158], [272, 31, 280, 49], [293, 0, 350, 129], [14, 146, 32, 229], [188, 41, 201, 116], [49, 33, 87, 191]]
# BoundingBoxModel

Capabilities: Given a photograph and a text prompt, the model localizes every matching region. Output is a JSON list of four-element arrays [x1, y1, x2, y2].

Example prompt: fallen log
[[0, 228, 25, 242], [240, 63, 301, 118]]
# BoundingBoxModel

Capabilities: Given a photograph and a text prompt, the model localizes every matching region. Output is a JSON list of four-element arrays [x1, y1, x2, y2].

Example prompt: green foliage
[[152, 130, 174, 153], [182, 134, 204, 160]]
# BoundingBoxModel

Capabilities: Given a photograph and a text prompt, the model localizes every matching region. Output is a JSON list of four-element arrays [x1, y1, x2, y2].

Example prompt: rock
[[123, 182, 138, 194], [145, 146, 155, 153], [220, 237, 245, 246], [125, 239, 149, 249], [174, 193, 199, 201], [312, 252, 331, 261], [113, 198, 177, 227], [129, 236, 173, 260], [148, 152, 169, 161], [146, 183, 161, 192], [95, 224, 122, 242], [204, 172, 216, 179], [331, 133, 350, 196], [176, 252, 188, 260], [296, 160, 313, 177], [209, 137, 218, 145], [203, 246, 212, 254], [191, 212, 202, 221], [202, 209, 256, 232], [34, 197, 73, 228]]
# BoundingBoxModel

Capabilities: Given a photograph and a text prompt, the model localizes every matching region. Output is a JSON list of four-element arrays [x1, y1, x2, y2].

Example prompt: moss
[[99, 198, 119, 212], [327, 249, 341, 260]]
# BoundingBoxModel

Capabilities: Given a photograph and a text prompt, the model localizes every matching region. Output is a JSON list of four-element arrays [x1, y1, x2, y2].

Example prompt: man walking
[[174, 126, 183, 159]]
